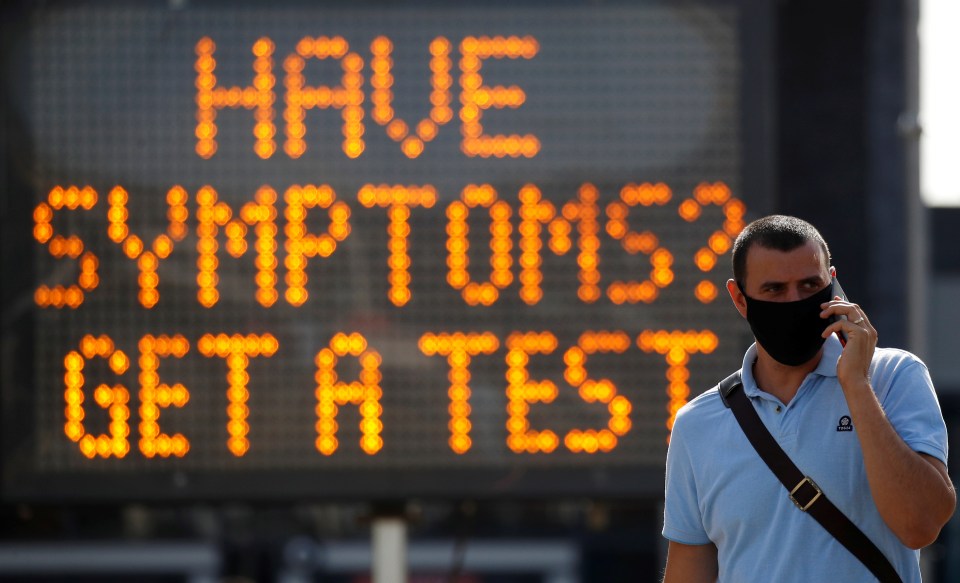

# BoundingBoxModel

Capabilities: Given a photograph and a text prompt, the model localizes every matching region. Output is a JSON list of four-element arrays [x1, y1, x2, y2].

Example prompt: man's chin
[[758, 344, 824, 368]]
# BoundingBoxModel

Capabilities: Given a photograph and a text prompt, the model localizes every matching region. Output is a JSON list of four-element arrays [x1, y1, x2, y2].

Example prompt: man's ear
[[727, 279, 747, 319]]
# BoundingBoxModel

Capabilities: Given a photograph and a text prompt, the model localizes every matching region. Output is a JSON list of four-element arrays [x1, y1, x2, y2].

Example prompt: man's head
[[730, 215, 831, 292], [727, 215, 837, 366]]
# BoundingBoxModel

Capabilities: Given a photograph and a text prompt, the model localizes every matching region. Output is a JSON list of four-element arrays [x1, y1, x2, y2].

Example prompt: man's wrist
[[839, 378, 873, 398]]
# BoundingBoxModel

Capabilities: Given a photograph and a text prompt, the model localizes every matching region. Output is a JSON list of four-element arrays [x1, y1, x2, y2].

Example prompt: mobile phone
[[830, 276, 848, 346]]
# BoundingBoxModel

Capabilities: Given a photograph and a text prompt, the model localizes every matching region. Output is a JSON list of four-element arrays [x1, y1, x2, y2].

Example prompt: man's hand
[[821, 297, 876, 388]]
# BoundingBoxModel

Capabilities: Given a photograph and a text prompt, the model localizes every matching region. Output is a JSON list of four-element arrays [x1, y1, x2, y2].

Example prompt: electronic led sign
[[1, 0, 752, 501]]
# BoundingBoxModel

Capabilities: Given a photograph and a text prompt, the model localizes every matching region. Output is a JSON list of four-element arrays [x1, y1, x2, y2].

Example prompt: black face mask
[[741, 282, 836, 366]]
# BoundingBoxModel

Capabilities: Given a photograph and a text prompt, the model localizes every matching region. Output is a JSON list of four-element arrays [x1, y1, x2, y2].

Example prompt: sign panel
[[1, 0, 753, 500]]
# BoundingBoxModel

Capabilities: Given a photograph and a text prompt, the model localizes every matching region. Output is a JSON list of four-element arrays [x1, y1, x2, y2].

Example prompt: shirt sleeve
[[662, 409, 712, 545], [874, 354, 949, 465]]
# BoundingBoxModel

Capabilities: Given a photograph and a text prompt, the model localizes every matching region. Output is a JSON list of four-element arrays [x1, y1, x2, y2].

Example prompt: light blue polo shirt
[[663, 335, 948, 582]]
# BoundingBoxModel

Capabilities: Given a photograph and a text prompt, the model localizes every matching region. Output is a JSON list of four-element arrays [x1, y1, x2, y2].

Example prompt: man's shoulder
[[673, 385, 728, 429], [871, 346, 928, 377], [873, 345, 924, 364], [669, 383, 742, 454]]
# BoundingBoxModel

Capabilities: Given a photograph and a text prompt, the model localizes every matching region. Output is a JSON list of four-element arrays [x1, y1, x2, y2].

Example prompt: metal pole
[[372, 516, 407, 583]]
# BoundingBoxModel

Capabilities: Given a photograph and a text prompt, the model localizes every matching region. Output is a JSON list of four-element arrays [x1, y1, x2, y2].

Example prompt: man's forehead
[[745, 241, 829, 279]]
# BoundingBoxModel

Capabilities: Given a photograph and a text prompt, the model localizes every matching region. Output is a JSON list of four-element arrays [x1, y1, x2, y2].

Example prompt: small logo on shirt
[[837, 415, 853, 432]]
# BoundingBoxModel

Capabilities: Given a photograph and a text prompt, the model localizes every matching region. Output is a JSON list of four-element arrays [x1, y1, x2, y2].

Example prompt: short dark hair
[[731, 215, 831, 288]]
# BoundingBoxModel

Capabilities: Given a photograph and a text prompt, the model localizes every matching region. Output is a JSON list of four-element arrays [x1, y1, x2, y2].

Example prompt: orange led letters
[[283, 185, 351, 306], [284, 37, 364, 159], [562, 331, 633, 453], [64, 335, 131, 458], [33, 186, 99, 309], [605, 183, 675, 304], [195, 35, 539, 160], [459, 36, 540, 158], [34, 182, 743, 309], [196, 185, 280, 308], [314, 333, 384, 455], [517, 184, 555, 305], [418, 332, 500, 454], [138, 335, 191, 458], [107, 186, 188, 309], [60, 328, 719, 458], [358, 184, 438, 306], [550, 184, 602, 303], [198, 333, 279, 456], [38, 29, 751, 468], [680, 182, 746, 304], [637, 330, 719, 434], [195, 36, 277, 159], [505, 332, 561, 454], [446, 185, 513, 306], [370, 36, 454, 158]]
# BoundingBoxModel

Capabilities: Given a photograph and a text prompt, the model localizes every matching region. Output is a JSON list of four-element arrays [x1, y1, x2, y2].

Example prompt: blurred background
[[1, 0, 958, 581]]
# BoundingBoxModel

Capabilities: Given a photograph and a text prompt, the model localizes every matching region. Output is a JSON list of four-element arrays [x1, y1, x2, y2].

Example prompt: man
[[662, 215, 955, 582]]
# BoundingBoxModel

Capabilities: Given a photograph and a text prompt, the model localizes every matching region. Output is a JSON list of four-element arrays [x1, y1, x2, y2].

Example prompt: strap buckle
[[789, 476, 823, 511]]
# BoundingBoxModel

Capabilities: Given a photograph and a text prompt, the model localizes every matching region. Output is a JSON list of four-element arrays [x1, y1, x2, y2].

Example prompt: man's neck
[[751, 348, 823, 405]]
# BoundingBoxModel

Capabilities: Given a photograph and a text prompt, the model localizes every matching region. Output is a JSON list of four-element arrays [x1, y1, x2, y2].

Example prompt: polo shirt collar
[[740, 335, 842, 399]]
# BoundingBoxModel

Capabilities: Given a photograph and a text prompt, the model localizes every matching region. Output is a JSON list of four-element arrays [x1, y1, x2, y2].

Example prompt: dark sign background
[[1, 0, 758, 501]]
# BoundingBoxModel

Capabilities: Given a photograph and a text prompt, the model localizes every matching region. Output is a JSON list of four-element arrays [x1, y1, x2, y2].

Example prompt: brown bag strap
[[718, 371, 902, 583]]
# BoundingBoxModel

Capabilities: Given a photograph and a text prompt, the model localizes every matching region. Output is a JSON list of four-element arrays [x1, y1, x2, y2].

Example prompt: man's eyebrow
[[756, 279, 786, 289], [757, 275, 824, 288]]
